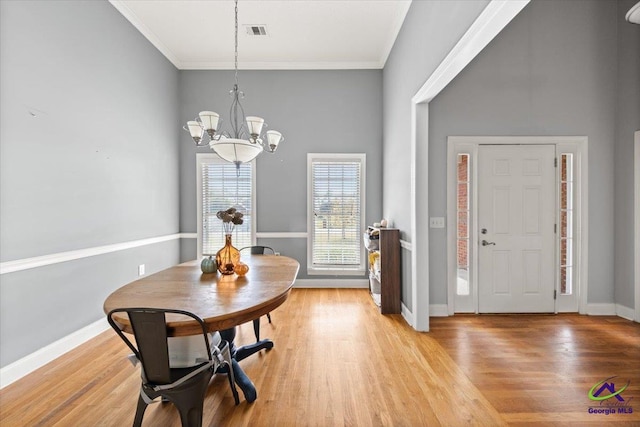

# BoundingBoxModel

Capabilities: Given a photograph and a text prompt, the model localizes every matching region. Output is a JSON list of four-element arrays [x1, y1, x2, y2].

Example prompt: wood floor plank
[[1, 289, 639, 426]]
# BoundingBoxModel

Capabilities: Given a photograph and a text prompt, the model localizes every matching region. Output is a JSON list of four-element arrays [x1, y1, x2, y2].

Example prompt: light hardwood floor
[[1, 289, 639, 426]]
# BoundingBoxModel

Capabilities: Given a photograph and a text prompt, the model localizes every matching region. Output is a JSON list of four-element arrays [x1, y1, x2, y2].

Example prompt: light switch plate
[[429, 217, 445, 228]]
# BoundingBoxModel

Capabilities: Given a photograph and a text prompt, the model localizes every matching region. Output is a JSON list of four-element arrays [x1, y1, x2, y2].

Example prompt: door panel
[[478, 145, 556, 313]]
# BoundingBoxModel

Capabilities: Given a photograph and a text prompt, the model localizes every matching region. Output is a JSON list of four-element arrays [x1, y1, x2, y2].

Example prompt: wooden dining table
[[104, 254, 300, 336], [103, 254, 300, 401]]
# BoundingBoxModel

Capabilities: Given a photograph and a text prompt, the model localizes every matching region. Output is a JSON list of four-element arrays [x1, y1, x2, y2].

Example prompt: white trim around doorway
[[408, 0, 530, 332], [635, 130, 640, 323], [446, 136, 589, 315]]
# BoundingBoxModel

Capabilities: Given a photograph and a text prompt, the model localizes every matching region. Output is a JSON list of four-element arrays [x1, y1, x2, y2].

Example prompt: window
[[456, 153, 470, 296], [559, 153, 574, 295], [197, 154, 255, 258], [307, 154, 366, 274]]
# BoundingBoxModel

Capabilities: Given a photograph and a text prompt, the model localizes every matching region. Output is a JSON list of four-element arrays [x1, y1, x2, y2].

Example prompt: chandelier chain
[[234, 0, 239, 87]]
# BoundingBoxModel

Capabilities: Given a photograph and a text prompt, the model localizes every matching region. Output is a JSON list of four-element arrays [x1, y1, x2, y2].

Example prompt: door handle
[[481, 240, 496, 246]]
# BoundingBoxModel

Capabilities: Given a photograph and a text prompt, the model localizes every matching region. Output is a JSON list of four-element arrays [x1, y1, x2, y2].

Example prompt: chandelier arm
[[236, 96, 248, 139]]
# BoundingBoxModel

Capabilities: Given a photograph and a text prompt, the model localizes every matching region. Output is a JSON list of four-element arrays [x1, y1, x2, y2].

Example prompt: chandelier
[[184, 0, 283, 167]]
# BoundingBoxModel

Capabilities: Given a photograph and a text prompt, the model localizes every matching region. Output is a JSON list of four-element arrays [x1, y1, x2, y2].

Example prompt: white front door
[[478, 145, 556, 313]]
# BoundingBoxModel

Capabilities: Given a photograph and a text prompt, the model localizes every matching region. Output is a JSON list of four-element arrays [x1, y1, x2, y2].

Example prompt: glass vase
[[216, 234, 240, 275]]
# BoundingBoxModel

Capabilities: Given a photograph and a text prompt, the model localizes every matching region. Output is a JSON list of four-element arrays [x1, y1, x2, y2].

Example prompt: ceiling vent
[[244, 25, 268, 36]]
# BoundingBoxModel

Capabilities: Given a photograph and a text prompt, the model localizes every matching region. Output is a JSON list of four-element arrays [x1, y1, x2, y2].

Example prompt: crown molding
[[109, 0, 183, 69], [179, 61, 383, 71]]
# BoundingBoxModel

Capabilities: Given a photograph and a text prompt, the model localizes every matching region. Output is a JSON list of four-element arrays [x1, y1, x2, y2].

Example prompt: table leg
[[220, 327, 274, 362], [219, 327, 273, 403]]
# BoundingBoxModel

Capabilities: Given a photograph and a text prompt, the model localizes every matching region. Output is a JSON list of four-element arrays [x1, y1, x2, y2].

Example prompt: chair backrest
[[240, 245, 275, 255], [107, 308, 212, 385]]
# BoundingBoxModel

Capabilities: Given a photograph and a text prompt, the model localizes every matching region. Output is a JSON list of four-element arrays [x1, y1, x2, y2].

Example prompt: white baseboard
[[429, 304, 449, 317], [585, 303, 617, 316], [401, 303, 414, 326], [293, 279, 369, 288], [0, 318, 109, 389], [616, 304, 635, 321]]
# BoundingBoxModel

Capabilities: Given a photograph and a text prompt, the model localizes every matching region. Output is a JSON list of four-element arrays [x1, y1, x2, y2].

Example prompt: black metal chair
[[239, 246, 275, 341], [107, 308, 240, 427], [240, 245, 275, 255]]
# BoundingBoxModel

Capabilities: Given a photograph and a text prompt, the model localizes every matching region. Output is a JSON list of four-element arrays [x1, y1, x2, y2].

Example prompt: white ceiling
[[109, 0, 412, 70]]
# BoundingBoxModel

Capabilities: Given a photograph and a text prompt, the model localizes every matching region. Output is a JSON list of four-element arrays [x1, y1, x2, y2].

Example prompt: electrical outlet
[[274, 252, 280, 256], [429, 217, 445, 228], [138, 264, 145, 276]]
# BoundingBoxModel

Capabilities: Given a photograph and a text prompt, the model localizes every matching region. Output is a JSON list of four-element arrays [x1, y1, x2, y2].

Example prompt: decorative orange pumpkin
[[234, 262, 249, 276]]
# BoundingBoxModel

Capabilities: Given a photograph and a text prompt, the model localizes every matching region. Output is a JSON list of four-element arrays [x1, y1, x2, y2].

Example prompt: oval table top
[[103, 255, 300, 336]]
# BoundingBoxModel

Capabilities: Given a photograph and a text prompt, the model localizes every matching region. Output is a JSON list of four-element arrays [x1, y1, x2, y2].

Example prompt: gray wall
[[382, 0, 491, 308], [0, 0, 180, 367], [179, 70, 383, 279], [614, 0, 640, 309], [428, 0, 628, 305]]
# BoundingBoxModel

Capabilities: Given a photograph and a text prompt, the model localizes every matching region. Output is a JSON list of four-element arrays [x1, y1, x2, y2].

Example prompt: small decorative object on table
[[215, 207, 243, 275], [234, 262, 249, 276], [200, 255, 217, 274]]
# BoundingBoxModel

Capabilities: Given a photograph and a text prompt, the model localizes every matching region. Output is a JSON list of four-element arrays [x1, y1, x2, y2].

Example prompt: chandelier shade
[[245, 116, 265, 138], [183, 0, 284, 168], [210, 138, 264, 165], [186, 121, 204, 143], [266, 130, 282, 152], [199, 111, 220, 135]]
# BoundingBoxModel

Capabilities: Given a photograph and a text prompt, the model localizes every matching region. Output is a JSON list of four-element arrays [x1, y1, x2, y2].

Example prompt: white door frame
[[446, 136, 589, 314], [408, 0, 530, 331], [634, 130, 640, 323]]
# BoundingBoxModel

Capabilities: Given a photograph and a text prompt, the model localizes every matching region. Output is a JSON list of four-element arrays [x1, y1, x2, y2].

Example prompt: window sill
[[307, 268, 366, 276]]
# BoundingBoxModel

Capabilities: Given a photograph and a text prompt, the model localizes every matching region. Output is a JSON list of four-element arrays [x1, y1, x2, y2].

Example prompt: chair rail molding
[[0, 233, 189, 275], [0, 232, 313, 275]]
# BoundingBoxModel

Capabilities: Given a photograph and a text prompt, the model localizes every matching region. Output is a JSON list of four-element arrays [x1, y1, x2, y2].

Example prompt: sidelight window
[[560, 154, 574, 295], [456, 154, 471, 296]]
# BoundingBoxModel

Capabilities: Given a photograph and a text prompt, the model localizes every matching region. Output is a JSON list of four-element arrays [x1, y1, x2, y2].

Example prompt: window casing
[[307, 153, 366, 275], [197, 154, 255, 258]]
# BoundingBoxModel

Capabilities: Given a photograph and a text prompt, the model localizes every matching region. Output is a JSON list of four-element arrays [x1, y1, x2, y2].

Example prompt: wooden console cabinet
[[365, 227, 401, 314]]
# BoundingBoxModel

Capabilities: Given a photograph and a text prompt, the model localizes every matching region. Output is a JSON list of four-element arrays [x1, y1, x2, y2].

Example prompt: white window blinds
[[310, 156, 364, 268], [199, 157, 253, 255]]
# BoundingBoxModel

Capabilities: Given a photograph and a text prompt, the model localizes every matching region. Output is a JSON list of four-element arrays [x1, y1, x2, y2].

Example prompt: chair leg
[[166, 371, 212, 427], [266, 313, 272, 323], [132, 392, 149, 427], [175, 401, 204, 427], [220, 340, 240, 405], [226, 364, 240, 405], [253, 318, 260, 341]]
